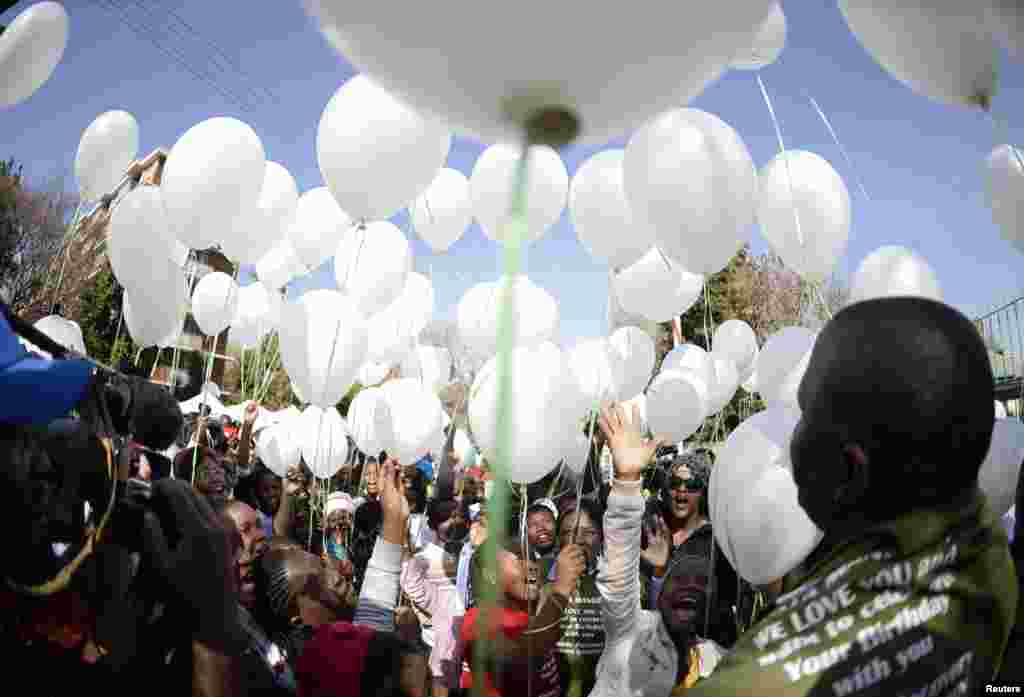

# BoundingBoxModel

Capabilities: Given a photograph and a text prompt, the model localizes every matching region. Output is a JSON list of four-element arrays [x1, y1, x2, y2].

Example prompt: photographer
[[0, 304, 246, 695]]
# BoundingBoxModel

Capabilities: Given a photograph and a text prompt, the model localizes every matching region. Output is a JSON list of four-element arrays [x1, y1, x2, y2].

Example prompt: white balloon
[[456, 275, 558, 358], [256, 421, 301, 478], [163, 118, 265, 250], [318, 75, 451, 222], [986, 145, 1024, 255], [839, 1, 997, 109], [382, 378, 446, 464], [348, 386, 395, 456], [257, 238, 302, 292], [34, 315, 86, 355], [625, 109, 756, 275], [288, 186, 353, 270], [0, 2, 68, 108], [608, 326, 655, 400], [567, 337, 623, 406], [732, 1, 786, 70], [469, 342, 582, 483], [191, 272, 239, 337], [849, 246, 942, 304], [366, 272, 434, 364], [107, 186, 181, 294], [357, 360, 392, 386], [75, 110, 139, 200], [570, 149, 653, 269], [646, 369, 708, 443], [299, 405, 350, 480], [231, 283, 275, 349], [758, 150, 850, 283], [713, 319, 759, 383], [612, 248, 704, 323], [411, 168, 471, 253], [979, 419, 1024, 518], [400, 345, 452, 394], [122, 263, 185, 348], [279, 289, 368, 408], [989, 0, 1024, 60], [306, 0, 773, 144], [224, 162, 299, 265], [996, 401, 1008, 420], [757, 327, 817, 409], [663, 344, 714, 391], [709, 406, 802, 562], [707, 356, 740, 415], [334, 221, 412, 317], [470, 144, 568, 246], [742, 366, 759, 394]]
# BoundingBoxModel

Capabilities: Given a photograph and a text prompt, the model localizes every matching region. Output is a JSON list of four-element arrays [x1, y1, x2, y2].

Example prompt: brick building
[[24, 149, 236, 399]]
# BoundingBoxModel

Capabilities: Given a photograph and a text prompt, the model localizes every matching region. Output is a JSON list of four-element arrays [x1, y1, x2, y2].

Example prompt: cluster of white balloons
[[348, 380, 446, 464]]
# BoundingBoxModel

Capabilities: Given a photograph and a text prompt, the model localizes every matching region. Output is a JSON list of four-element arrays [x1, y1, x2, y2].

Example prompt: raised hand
[[380, 459, 410, 545], [242, 401, 259, 425], [553, 543, 587, 597], [641, 513, 671, 574], [598, 402, 663, 482]]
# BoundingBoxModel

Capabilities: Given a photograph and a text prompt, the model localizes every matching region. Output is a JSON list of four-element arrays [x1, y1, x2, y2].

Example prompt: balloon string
[[571, 406, 598, 544], [109, 296, 125, 365], [475, 143, 530, 697], [169, 252, 197, 399], [341, 222, 369, 291], [655, 247, 673, 272], [50, 201, 85, 313], [803, 90, 871, 202], [756, 74, 803, 248]]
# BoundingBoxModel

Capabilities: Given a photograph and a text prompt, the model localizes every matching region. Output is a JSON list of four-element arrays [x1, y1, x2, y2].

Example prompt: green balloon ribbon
[[473, 145, 531, 697]]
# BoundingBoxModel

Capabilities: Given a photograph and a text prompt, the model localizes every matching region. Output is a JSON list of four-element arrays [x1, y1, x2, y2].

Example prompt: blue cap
[[416, 453, 434, 480], [0, 310, 94, 425]]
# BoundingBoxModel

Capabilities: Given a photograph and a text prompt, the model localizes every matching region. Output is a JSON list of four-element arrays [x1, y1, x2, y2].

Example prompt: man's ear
[[835, 444, 870, 508]]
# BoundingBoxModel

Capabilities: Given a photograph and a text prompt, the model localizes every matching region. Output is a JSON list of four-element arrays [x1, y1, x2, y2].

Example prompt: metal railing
[[975, 297, 1024, 416]]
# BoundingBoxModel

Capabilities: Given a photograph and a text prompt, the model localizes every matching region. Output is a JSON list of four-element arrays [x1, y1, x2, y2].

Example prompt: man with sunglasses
[[642, 452, 739, 650]]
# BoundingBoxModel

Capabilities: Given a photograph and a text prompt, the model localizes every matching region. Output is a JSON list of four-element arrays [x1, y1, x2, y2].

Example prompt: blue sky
[[2, 1, 1023, 344]]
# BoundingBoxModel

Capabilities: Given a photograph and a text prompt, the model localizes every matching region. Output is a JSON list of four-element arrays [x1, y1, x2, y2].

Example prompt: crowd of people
[[2, 296, 1023, 696]]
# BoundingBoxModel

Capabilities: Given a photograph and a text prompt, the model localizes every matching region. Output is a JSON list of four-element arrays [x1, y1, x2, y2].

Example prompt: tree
[[77, 263, 135, 363], [0, 160, 78, 311]]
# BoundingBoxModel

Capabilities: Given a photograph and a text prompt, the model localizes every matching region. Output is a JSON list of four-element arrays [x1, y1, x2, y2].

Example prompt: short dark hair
[[558, 497, 604, 540]]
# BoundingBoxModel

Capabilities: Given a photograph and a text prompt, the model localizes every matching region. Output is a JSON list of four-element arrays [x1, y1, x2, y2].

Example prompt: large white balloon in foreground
[[348, 386, 395, 457], [299, 405, 349, 480], [279, 290, 368, 408], [306, 0, 773, 144], [163, 118, 266, 250], [411, 168, 472, 253], [567, 338, 622, 405], [122, 260, 185, 348], [979, 418, 1024, 518], [470, 144, 568, 245], [609, 326, 655, 400], [732, 1, 787, 71], [713, 319, 758, 383], [758, 150, 851, 283], [987, 145, 1024, 255], [470, 342, 582, 483], [76, 110, 139, 200], [318, 75, 450, 222], [707, 356, 740, 415], [839, 1, 997, 110], [849, 246, 942, 303], [224, 161, 299, 265], [757, 327, 816, 409], [0, 2, 68, 108], [570, 149, 653, 269], [382, 378, 447, 464], [625, 109, 757, 275], [334, 221, 412, 317], [646, 369, 708, 443], [613, 248, 704, 323], [457, 276, 558, 358], [191, 272, 239, 337], [107, 186, 181, 294]]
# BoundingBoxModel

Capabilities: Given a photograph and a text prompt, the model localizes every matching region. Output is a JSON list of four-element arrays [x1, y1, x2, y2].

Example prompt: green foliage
[[78, 264, 135, 363], [337, 382, 364, 418]]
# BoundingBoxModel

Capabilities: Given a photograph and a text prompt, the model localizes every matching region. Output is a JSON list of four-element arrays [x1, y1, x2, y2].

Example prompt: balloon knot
[[523, 107, 580, 149]]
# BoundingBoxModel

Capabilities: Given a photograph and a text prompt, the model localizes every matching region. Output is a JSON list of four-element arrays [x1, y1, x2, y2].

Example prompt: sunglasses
[[669, 476, 706, 492]]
